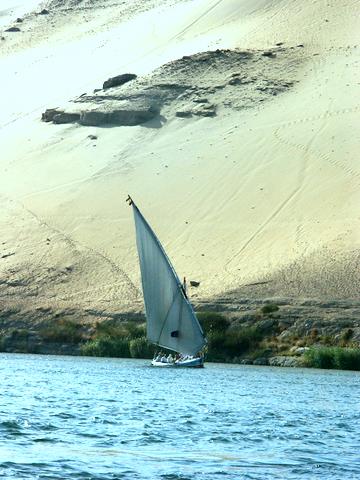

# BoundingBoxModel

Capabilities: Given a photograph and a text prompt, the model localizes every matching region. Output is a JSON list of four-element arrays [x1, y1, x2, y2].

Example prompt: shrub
[[40, 319, 83, 344], [334, 347, 360, 370], [129, 336, 155, 359], [304, 347, 336, 369], [310, 328, 319, 339], [341, 328, 353, 343], [304, 347, 360, 371], [125, 322, 146, 339], [206, 330, 228, 361], [261, 304, 279, 315], [205, 325, 263, 362], [81, 335, 130, 358], [224, 326, 262, 356], [10, 328, 29, 338], [197, 312, 229, 334], [95, 320, 146, 340]]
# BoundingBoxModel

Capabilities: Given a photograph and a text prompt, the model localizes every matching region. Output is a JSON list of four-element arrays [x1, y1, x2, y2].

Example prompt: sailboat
[[127, 196, 206, 368]]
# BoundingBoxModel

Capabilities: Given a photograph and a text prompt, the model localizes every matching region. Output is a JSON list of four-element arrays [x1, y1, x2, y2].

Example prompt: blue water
[[0, 354, 359, 479]]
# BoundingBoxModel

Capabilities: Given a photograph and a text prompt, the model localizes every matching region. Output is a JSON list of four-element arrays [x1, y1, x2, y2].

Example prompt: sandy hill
[[0, 0, 359, 325]]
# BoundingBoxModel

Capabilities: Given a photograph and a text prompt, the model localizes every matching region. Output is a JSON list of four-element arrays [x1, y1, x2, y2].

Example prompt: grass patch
[[198, 312, 264, 362], [304, 346, 360, 371], [40, 319, 83, 344], [81, 335, 130, 357], [129, 336, 155, 359], [80, 320, 154, 358]]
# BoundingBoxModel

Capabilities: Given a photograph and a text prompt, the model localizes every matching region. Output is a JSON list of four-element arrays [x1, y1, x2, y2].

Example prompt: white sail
[[131, 202, 206, 356]]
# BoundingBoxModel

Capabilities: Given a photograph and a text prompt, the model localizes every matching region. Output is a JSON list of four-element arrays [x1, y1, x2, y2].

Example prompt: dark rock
[[53, 112, 80, 124], [268, 356, 300, 367], [258, 318, 277, 331], [5, 27, 21, 32], [16, 18, 23, 23], [39, 9, 50, 15], [176, 111, 192, 118], [79, 111, 108, 126], [228, 77, 244, 85], [297, 44, 304, 48], [193, 98, 209, 103], [262, 51, 276, 58], [79, 105, 157, 126], [42, 108, 64, 122], [194, 109, 216, 117], [190, 281, 200, 287], [111, 107, 157, 125], [1, 252, 15, 259], [240, 358, 253, 365], [103, 73, 137, 90], [253, 357, 268, 366], [88, 134, 97, 140], [193, 104, 216, 117], [276, 42, 284, 46], [292, 347, 309, 355]]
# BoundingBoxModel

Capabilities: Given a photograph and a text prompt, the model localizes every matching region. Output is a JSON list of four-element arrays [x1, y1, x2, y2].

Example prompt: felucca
[[127, 196, 206, 367]]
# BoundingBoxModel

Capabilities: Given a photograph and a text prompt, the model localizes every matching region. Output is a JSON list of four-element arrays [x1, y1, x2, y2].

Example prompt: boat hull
[[151, 357, 204, 368]]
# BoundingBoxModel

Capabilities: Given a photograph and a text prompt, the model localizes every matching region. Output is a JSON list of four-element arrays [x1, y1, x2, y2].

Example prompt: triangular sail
[[131, 202, 206, 356]]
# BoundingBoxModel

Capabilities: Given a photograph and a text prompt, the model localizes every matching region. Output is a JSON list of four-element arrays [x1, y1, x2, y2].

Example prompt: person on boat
[[167, 353, 174, 363], [181, 277, 188, 299]]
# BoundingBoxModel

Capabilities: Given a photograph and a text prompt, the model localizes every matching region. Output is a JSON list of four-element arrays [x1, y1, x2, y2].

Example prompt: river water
[[0, 354, 359, 479]]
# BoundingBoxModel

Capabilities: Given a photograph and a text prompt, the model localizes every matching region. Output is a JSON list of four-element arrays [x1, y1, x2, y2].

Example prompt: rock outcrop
[[79, 103, 158, 126], [103, 73, 137, 90], [41, 47, 303, 128]]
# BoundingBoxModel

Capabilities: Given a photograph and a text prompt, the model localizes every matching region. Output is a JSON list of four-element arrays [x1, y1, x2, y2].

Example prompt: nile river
[[0, 354, 359, 479]]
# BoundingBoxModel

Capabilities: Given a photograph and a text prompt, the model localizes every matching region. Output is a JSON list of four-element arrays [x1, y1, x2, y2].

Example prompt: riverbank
[[1, 296, 359, 370]]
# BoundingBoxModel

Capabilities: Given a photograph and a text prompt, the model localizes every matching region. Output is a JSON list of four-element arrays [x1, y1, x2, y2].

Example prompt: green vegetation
[[80, 320, 155, 359], [198, 312, 264, 362], [40, 319, 83, 344], [1, 303, 358, 371], [213, 326, 264, 361], [0, 328, 39, 354], [304, 346, 360, 371], [81, 335, 131, 357], [197, 311, 230, 333], [129, 336, 155, 358], [260, 304, 279, 315]]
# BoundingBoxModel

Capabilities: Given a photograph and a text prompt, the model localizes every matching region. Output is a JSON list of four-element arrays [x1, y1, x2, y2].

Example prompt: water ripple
[[0, 354, 359, 480]]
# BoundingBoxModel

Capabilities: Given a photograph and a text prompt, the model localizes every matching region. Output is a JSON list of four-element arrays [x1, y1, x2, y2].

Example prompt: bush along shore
[[0, 303, 360, 370]]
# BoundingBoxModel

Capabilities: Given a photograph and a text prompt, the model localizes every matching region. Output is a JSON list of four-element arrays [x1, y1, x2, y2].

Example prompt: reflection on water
[[0, 354, 359, 479]]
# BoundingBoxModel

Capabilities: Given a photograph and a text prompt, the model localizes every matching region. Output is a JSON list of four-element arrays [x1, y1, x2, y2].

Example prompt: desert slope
[[0, 0, 359, 323]]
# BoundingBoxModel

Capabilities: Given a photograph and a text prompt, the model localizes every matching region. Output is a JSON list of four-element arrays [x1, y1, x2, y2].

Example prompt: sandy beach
[[0, 0, 359, 321]]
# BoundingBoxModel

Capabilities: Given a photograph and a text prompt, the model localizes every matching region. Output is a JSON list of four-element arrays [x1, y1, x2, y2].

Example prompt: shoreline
[[1, 349, 360, 372], [1, 296, 359, 371]]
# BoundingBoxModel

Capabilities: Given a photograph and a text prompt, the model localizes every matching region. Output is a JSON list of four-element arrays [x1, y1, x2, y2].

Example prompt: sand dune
[[0, 0, 359, 319]]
